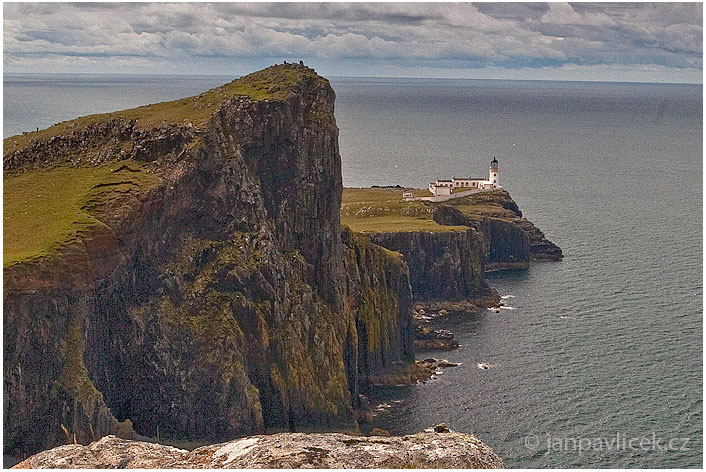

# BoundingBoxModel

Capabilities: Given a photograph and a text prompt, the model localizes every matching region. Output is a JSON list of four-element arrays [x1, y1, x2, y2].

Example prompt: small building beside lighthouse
[[429, 157, 502, 196]]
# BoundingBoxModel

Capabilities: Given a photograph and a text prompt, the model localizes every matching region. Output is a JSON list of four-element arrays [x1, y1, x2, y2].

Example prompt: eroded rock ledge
[[14, 432, 504, 469]]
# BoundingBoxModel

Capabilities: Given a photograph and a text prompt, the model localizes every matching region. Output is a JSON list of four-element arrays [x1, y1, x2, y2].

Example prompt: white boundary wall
[[411, 188, 488, 202]]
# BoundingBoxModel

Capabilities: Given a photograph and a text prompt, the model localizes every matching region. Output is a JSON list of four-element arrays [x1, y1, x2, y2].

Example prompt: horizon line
[[3, 71, 702, 86]]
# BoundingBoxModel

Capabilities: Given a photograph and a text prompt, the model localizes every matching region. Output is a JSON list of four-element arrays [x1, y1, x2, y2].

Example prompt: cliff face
[[340, 188, 562, 306], [473, 217, 530, 270], [513, 218, 564, 261], [341, 228, 414, 396], [430, 205, 529, 271], [4, 65, 413, 456], [445, 189, 563, 264], [367, 229, 496, 303]]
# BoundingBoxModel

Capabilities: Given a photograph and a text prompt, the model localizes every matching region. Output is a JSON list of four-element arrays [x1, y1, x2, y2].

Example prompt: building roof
[[453, 177, 486, 181]]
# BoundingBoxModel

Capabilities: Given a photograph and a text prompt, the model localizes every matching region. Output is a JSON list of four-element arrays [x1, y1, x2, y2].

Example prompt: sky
[[3, 2, 703, 83]]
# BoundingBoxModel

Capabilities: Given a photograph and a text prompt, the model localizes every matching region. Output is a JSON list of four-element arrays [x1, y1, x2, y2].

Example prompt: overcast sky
[[3, 2, 703, 83]]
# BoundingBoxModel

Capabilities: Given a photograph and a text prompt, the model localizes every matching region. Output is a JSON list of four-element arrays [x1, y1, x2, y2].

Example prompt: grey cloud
[[3, 2, 702, 78]]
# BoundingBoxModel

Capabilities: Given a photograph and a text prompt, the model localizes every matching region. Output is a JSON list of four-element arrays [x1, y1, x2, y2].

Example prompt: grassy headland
[[341, 187, 465, 233], [443, 190, 520, 220], [3, 64, 324, 267], [3, 160, 158, 267], [4, 64, 324, 155], [341, 187, 521, 234]]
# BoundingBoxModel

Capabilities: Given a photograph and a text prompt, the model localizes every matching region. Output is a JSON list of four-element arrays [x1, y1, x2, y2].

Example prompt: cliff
[[367, 229, 494, 303], [341, 188, 562, 300], [444, 190, 563, 264], [341, 188, 497, 304], [342, 228, 415, 396], [13, 432, 504, 469], [4, 64, 414, 456]]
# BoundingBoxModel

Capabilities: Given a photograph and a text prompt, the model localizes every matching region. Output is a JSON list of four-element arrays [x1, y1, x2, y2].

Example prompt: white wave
[[499, 306, 516, 310], [501, 294, 515, 299]]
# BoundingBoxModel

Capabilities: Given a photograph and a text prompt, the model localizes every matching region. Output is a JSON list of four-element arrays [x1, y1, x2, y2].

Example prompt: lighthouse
[[489, 157, 499, 188]]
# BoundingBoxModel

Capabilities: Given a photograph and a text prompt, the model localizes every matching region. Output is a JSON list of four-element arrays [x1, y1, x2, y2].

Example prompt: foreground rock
[[14, 432, 504, 469]]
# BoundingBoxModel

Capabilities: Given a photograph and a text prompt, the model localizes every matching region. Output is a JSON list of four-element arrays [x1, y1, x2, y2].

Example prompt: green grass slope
[[3, 161, 158, 267], [4, 64, 325, 267], [341, 187, 466, 233], [4, 64, 324, 155]]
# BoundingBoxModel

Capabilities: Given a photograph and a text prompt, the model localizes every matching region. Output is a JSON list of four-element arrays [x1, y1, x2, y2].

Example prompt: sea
[[3, 73, 703, 468]]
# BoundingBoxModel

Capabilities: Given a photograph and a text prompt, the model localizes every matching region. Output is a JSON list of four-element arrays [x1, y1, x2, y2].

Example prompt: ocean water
[[3, 74, 702, 468]]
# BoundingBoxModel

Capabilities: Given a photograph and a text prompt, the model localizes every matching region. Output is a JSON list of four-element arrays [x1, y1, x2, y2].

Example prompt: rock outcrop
[[414, 326, 459, 351], [13, 432, 504, 469], [512, 218, 563, 261], [3, 64, 415, 457], [444, 189, 562, 265], [473, 217, 530, 270]]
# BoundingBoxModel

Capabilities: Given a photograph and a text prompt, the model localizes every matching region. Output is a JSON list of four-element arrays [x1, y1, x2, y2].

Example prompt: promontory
[[4, 63, 560, 467]]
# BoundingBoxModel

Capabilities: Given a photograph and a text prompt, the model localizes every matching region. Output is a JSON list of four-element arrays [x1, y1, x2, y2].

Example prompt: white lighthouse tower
[[489, 157, 499, 188]]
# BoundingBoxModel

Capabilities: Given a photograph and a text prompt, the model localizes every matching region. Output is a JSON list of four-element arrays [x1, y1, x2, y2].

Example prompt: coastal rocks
[[434, 423, 451, 433], [411, 299, 503, 352], [368, 359, 440, 386], [436, 360, 460, 368], [413, 299, 498, 318], [512, 218, 563, 260], [13, 432, 505, 469], [367, 358, 463, 387], [414, 325, 459, 351]]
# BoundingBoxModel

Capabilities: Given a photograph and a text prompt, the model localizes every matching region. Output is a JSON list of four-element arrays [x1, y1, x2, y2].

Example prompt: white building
[[429, 158, 500, 196]]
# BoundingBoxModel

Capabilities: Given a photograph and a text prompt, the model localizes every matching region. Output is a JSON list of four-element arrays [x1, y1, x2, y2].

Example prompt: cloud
[[3, 2, 702, 82]]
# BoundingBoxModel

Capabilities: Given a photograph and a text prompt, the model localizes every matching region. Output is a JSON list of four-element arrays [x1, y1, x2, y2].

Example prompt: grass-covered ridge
[[444, 189, 521, 220], [341, 187, 523, 234], [341, 187, 466, 233], [4, 64, 327, 267], [4, 64, 325, 155], [3, 160, 159, 267]]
